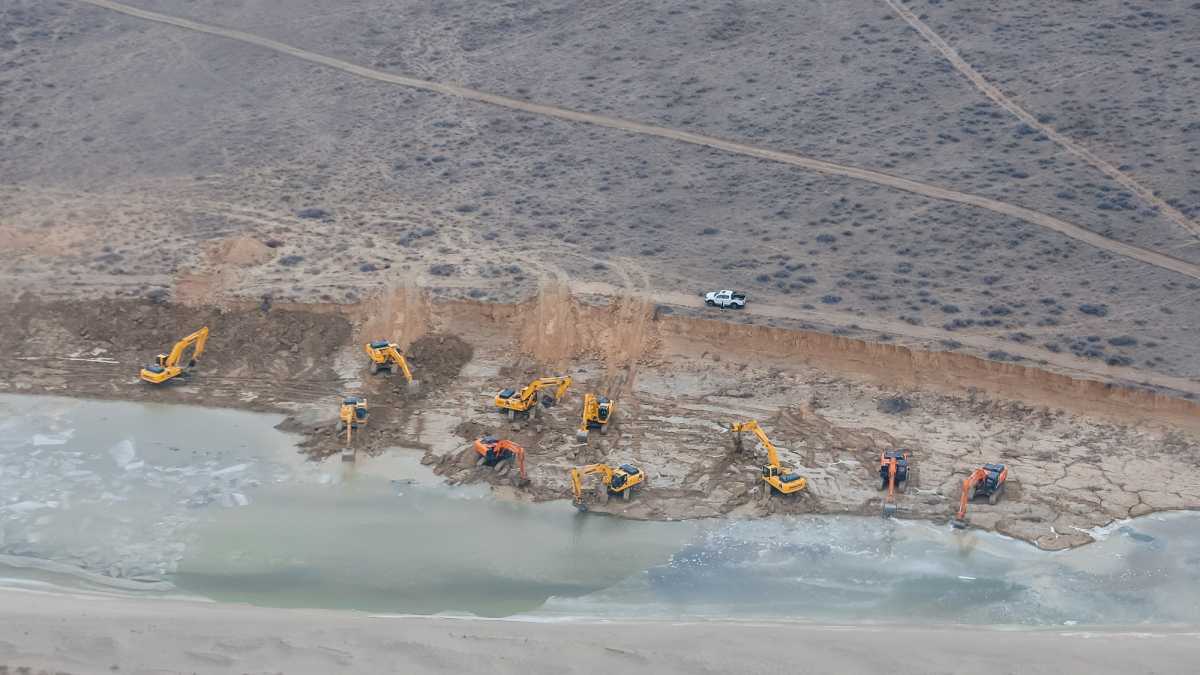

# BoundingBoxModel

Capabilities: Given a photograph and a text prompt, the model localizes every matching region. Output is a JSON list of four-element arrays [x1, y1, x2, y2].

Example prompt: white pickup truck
[[704, 289, 747, 309]]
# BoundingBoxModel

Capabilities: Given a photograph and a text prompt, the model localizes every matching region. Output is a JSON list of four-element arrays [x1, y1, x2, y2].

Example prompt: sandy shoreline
[[0, 588, 1196, 674]]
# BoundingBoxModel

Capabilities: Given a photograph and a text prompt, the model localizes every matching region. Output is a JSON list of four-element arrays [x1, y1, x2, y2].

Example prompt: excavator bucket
[[575, 429, 589, 443], [882, 501, 898, 517], [951, 517, 968, 529]]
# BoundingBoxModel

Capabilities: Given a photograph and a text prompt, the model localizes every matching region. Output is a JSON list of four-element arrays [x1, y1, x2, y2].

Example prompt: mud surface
[[2, 292, 1197, 550]]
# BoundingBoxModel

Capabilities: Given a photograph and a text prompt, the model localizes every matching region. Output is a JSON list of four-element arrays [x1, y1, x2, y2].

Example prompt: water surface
[[2, 394, 1198, 625]]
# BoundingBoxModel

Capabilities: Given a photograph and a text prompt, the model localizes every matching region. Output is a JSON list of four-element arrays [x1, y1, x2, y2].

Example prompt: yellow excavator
[[364, 340, 417, 387], [569, 462, 645, 512], [337, 396, 369, 444], [575, 393, 615, 442], [494, 375, 572, 420], [730, 420, 807, 498], [139, 327, 210, 384]]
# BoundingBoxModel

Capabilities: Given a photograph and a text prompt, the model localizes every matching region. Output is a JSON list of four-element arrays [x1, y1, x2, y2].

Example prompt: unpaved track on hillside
[[74, 0, 1200, 282], [883, 0, 1200, 239]]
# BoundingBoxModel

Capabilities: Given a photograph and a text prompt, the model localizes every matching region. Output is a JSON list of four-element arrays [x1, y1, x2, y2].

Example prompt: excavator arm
[[496, 440, 527, 480], [730, 420, 781, 467], [166, 327, 209, 369], [528, 376, 572, 405], [580, 394, 599, 432], [384, 346, 413, 382], [953, 465, 1006, 528]]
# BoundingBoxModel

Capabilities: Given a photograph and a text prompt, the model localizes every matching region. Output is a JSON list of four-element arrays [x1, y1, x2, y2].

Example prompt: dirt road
[[73, 0, 1200, 282], [884, 0, 1200, 239]]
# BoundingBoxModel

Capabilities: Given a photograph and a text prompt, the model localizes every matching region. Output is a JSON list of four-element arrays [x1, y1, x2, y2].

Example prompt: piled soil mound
[[407, 333, 473, 383], [210, 237, 273, 267]]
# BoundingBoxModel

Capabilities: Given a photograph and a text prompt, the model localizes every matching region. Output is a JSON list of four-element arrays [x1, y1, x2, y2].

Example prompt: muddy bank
[[1, 293, 1197, 550]]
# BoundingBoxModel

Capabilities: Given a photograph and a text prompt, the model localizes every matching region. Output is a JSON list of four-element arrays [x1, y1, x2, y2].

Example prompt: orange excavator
[[879, 449, 910, 517], [952, 463, 1008, 529], [473, 436, 528, 486]]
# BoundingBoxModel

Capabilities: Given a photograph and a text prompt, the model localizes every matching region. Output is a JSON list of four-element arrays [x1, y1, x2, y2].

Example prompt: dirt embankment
[[440, 290, 1200, 432], [0, 295, 351, 408]]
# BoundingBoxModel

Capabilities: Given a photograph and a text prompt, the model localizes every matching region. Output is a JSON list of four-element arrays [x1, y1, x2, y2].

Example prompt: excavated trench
[[1, 287, 1197, 550]]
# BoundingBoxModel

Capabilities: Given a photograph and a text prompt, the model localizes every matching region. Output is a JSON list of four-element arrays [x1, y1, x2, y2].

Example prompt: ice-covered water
[[531, 511, 1200, 625], [0, 394, 296, 585], [2, 394, 1198, 624]]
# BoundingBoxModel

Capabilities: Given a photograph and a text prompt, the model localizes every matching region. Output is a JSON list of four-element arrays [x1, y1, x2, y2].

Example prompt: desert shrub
[[987, 350, 1021, 362], [1106, 355, 1133, 367], [941, 304, 960, 313], [429, 263, 456, 276], [296, 208, 329, 219], [1078, 303, 1109, 316], [820, 294, 842, 304], [700, 227, 720, 235], [940, 339, 962, 349], [877, 397, 912, 414], [278, 255, 304, 266]]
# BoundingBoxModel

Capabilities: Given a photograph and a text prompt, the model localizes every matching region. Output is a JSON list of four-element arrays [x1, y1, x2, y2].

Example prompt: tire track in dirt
[[883, 0, 1200, 239], [74, 0, 1200, 282]]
